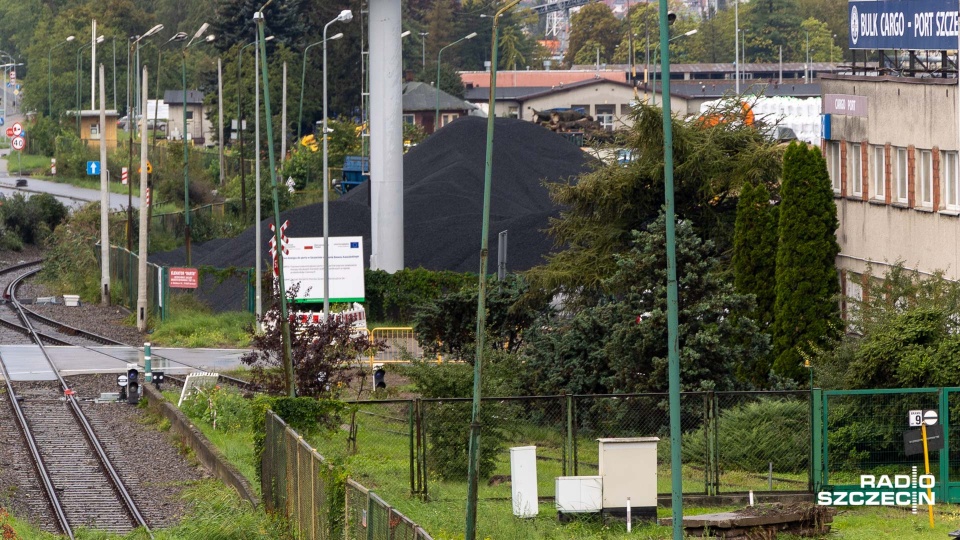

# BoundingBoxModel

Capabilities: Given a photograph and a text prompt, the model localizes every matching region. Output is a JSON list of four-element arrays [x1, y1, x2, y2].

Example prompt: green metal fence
[[263, 411, 432, 540], [310, 391, 811, 503], [104, 244, 163, 318], [817, 387, 959, 502]]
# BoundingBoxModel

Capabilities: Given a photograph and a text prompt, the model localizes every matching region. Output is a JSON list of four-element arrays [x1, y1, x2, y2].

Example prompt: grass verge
[[148, 295, 253, 348]]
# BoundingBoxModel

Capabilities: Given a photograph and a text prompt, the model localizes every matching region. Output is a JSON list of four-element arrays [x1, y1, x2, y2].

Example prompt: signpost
[[12, 122, 22, 136], [904, 408, 939, 528], [86, 161, 101, 175], [121, 167, 128, 186], [168, 267, 199, 289], [11, 132, 24, 179], [281, 236, 366, 303], [10, 136, 23, 151]]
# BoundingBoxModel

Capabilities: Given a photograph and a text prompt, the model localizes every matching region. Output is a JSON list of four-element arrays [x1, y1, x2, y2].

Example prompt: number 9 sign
[[11, 136, 24, 151]]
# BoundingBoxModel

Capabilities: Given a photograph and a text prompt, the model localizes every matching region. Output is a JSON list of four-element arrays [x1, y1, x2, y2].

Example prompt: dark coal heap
[[151, 116, 590, 308]]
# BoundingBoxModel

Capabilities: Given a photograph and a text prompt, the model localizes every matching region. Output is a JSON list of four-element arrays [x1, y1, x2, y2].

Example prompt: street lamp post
[[435, 32, 477, 130], [657, 0, 684, 538], [153, 32, 188, 151], [181, 24, 215, 267], [465, 3, 521, 539], [419, 31, 429, 69], [238, 36, 273, 223], [322, 9, 353, 323], [651, 29, 697, 105], [77, 37, 104, 133], [125, 24, 163, 251], [48, 36, 76, 116], [298, 33, 342, 143]]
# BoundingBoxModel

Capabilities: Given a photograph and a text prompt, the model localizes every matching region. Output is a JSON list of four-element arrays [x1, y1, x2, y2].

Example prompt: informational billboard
[[283, 236, 365, 303], [849, 0, 959, 50]]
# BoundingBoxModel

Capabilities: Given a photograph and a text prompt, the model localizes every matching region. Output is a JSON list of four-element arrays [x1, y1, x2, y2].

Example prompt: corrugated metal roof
[[164, 90, 205, 105], [460, 69, 627, 88], [464, 79, 634, 102], [638, 81, 822, 99], [402, 81, 473, 112]]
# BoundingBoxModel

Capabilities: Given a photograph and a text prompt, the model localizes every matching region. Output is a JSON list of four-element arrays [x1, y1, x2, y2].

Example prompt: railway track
[[0, 260, 152, 538], [0, 260, 125, 346]]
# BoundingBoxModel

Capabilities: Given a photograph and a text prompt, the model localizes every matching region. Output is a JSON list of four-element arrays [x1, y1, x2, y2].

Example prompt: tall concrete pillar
[[369, 0, 404, 272]]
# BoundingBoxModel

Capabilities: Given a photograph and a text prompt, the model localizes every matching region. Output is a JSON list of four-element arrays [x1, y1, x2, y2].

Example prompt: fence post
[[420, 400, 429, 499], [939, 387, 949, 503], [812, 388, 824, 492], [702, 392, 710, 495], [565, 392, 573, 477], [366, 491, 375, 540], [707, 391, 719, 495], [409, 400, 415, 496]]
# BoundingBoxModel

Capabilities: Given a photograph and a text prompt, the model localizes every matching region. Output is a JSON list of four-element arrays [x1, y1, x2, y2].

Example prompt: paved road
[[0, 104, 138, 211]]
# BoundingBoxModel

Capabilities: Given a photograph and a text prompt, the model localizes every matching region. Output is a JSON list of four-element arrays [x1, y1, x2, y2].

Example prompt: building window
[[850, 143, 862, 197], [945, 151, 959, 209], [571, 104, 589, 116], [620, 103, 633, 116], [595, 105, 615, 131], [89, 123, 100, 136], [185, 111, 194, 120], [507, 106, 519, 119], [872, 145, 885, 200], [896, 147, 908, 204], [919, 150, 933, 207], [826, 141, 841, 192], [441, 113, 459, 127], [402, 114, 415, 125]]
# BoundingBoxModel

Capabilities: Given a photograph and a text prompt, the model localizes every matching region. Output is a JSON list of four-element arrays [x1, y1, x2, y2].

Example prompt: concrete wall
[[167, 104, 210, 144], [822, 75, 960, 281], [142, 383, 260, 508], [520, 84, 638, 128]]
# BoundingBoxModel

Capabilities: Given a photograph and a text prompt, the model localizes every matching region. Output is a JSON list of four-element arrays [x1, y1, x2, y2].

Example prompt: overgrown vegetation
[[0, 192, 67, 249], [241, 283, 387, 397]]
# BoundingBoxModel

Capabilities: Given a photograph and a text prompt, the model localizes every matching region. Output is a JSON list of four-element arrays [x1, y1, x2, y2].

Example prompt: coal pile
[[151, 116, 591, 309]]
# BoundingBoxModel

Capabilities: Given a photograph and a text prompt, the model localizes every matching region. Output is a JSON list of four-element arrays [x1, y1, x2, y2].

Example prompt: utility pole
[[99, 63, 110, 305]]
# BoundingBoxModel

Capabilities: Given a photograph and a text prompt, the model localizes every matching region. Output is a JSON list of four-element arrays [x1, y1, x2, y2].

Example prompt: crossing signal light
[[127, 366, 140, 405]]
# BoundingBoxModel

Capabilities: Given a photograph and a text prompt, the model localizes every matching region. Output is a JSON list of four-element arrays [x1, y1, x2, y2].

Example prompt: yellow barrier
[[367, 327, 441, 369]]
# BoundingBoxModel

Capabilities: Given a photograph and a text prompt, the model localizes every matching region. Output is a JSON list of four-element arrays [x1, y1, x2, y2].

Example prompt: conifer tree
[[772, 142, 840, 380], [733, 182, 779, 382]]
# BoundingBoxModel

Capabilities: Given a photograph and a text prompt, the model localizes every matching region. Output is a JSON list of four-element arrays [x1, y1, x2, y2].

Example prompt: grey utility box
[[598, 437, 659, 521]]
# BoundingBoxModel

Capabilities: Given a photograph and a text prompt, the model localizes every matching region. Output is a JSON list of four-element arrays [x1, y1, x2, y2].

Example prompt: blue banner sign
[[849, 0, 960, 50]]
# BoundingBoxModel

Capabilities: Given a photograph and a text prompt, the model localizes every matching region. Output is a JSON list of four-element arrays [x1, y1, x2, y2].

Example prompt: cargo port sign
[[283, 236, 365, 303], [849, 0, 960, 50]]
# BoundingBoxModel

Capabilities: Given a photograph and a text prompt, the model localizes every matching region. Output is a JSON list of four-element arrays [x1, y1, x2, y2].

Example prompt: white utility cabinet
[[598, 437, 659, 512], [555, 476, 603, 513], [510, 446, 539, 517]]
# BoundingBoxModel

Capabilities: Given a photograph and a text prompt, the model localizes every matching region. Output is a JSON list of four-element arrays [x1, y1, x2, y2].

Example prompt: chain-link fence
[[104, 244, 163, 317], [263, 411, 431, 540], [309, 391, 812, 504], [822, 389, 942, 486]]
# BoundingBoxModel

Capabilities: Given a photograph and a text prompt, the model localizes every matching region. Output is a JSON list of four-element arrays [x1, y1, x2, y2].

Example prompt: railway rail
[[0, 260, 152, 538]]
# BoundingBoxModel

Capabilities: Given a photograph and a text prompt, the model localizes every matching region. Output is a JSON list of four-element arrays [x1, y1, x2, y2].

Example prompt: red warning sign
[[168, 267, 199, 289]]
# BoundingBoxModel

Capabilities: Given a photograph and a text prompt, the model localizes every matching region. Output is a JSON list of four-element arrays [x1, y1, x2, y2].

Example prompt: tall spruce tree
[[772, 142, 840, 380], [733, 182, 779, 382]]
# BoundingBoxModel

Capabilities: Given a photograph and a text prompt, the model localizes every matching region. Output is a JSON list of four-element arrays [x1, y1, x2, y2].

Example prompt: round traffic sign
[[117, 374, 128, 387], [924, 410, 938, 426], [12, 122, 22, 136], [4, 127, 11, 137], [11, 136, 25, 151]]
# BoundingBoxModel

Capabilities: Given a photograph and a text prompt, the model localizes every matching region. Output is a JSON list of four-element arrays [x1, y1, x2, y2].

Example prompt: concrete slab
[[0, 346, 254, 378], [0, 345, 57, 381]]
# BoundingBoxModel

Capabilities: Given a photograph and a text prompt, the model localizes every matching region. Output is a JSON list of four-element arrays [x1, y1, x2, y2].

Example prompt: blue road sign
[[86, 161, 100, 175], [0, 118, 5, 126]]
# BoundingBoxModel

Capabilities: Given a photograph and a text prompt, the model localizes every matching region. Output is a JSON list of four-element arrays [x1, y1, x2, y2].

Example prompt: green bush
[[402, 362, 505, 481], [0, 192, 68, 245], [364, 267, 476, 323], [54, 133, 97, 178], [27, 115, 62, 157], [682, 398, 809, 473]]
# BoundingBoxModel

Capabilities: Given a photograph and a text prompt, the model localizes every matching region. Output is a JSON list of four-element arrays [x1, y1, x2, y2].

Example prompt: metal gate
[[816, 387, 960, 503]]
